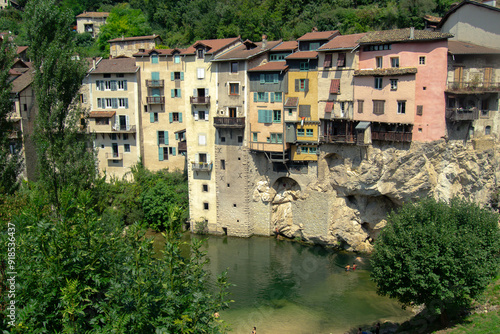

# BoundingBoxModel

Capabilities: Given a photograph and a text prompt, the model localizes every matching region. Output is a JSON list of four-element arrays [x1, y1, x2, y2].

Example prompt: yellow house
[[108, 35, 161, 58]]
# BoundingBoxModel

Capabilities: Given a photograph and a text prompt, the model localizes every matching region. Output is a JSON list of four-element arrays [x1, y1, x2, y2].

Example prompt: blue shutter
[[97, 98, 102, 108], [264, 92, 269, 102], [164, 131, 169, 145], [152, 88, 160, 97], [271, 92, 275, 103], [178, 90, 181, 97], [258, 110, 265, 123], [124, 98, 128, 109], [171, 72, 174, 81], [254, 92, 258, 102], [274, 74, 279, 83], [150, 112, 154, 123], [266, 110, 273, 123], [159, 147, 164, 161], [112, 98, 118, 108], [175, 132, 179, 140], [123, 80, 127, 90], [172, 147, 176, 156], [111, 80, 117, 91], [180, 72, 184, 81], [260, 74, 265, 84], [179, 113, 183, 123], [169, 112, 173, 123], [152, 72, 160, 80], [171, 89, 175, 98]]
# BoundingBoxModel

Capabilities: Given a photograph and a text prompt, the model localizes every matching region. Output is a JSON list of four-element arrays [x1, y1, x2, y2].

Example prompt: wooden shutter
[[337, 53, 346, 67], [204, 111, 209, 121], [304, 79, 309, 92], [112, 98, 118, 108], [180, 72, 184, 81], [295, 79, 299, 92], [416, 105, 423, 116], [164, 131, 169, 145], [123, 80, 127, 90], [323, 53, 332, 68], [171, 72, 175, 81], [125, 115, 130, 130], [194, 111, 199, 120], [193, 89, 197, 97], [171, 89, 175, 98], [97, 98, 102, 108], [264, 92, 269, 102], [169, 112, 173, 123], [150, 112, 155, 123], [258, 110, 265, 123], [179, 113, 183, 123], [325, 102, 334, 113], [330, 79, 340, 94], [270, 92, 275, 103], [111, 80, 117, 91], [266, 110, 273, 123], [254, 92, 258, 102], [158, 147, 164, 161], [124, 98, 128, 109], [205, 88, 209, 96]]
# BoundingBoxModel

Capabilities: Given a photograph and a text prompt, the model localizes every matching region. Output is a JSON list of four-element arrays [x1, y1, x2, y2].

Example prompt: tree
[[371, 198, 500, 321], [0, 38, 23, 194], [24, 0, 96, 207]]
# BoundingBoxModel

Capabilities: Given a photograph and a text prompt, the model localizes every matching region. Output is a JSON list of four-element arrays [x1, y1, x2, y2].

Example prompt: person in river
[[345, 264, 350, 271], [251, 326, 257, 334], [352, 263, 357, 271]]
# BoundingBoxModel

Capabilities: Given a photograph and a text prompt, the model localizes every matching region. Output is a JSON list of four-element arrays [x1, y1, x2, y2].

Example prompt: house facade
[[108, 35, 161, 58], [76, 12, 109, 38]]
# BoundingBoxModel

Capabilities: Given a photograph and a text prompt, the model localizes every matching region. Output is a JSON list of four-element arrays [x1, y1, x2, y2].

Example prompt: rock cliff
[[251, 140, 498, 252]]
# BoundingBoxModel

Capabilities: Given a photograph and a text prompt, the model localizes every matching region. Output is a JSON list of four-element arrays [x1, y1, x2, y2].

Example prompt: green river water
[[153, 232, 413, 334]]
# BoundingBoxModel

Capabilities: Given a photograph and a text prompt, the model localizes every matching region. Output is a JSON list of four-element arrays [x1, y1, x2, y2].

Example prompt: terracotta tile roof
[[284, 97, 299, 107], [89, 110, 116, 118], [354, 67, 418, 76], [16, 46, 28, 54], [358, 28, 452, 44], [213, 40, 282, 61], [448, 40, 500, 54], [11, 70, 33, 93], [182, 37, 241, 55], [424, 14, 441, 23], [248, 61, 288, 72], [91, 57, 138, 74], [285, 51, 318, 59], [271, 41, 298, 51], [9, 69, 21, 76], [76, 12, 109, 18], [318, 33, 367, 51], [108, 35, 161, 43], [297, 30, 340, 41]]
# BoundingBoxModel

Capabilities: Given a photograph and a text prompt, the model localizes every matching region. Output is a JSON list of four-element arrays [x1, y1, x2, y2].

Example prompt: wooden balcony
[[147, 96, 165, 104], [105, 152, 123, 160], [372, 131, 412, 142], [446, 108, 479, 121], [146, 80, 164, 88], [178, 141, 187, 152], [320, 134, 356, 144], [213, 117, 245, 128], [191, 162, 212, 171], [447, 81, 500, 93], [190, 96, 210, 105]]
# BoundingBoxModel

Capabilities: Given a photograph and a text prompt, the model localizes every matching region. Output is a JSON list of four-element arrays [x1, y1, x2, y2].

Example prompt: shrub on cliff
[[371, 198, 500, 320]]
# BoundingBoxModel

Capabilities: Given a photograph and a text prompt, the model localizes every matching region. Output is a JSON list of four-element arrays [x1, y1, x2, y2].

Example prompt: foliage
[[24, 0, 97, 208], [0, 188, 230, 332], [371, 198, 500, 316], [0, 38, 23, 195]]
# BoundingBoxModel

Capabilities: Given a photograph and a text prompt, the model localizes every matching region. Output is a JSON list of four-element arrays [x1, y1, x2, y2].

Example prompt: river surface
[[152, 232, 412, 334]]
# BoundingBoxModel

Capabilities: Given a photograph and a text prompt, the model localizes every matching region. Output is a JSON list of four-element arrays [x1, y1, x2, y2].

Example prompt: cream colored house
[[108, 35, 161, 58], [76, 12, 109, 38], [134, 48, 187, 173], [86, 57, 141, 180], [182, 37, 242, 233]]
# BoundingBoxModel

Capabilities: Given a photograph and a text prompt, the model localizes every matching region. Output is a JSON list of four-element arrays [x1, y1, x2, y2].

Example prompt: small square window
[[202, 184, 208, 192], [227, 183, 230, 187], [229, 83, 239, 95], [252, 132, 258, 142], [231, 62, 238, 73], [123, 134, 129, 140], [221, 136, 226, 142], [174, 55, 180, 63], [238, 136, 243, 143], [375, 77, 383, 89], [233, 203, 237, 207], [376, 57, 383, 68], [221, 159, 225, 170], [203, 202, 209, 210], [391, 57, 399, 68], [300, 62, 309, 71], [306, 129, 313, 137], [124, 144, 130, 152], [419, 56, 425, 65], [297, 129, 305, 136], [111, 133, 117, 140], [390, 79, 398, 90], [397, 101, 406, 114]]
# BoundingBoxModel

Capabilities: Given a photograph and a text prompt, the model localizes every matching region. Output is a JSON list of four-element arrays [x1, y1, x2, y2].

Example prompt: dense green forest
[[1, 0, 456, 56]]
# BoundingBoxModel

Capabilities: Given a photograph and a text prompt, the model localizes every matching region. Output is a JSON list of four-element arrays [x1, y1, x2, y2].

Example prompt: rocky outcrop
[[251, 140, 498, 252]]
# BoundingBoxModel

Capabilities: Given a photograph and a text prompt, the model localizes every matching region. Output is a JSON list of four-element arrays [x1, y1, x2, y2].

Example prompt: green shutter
[[180, 72, 184, 81], [171, 72, 174, 81], [260, 74, 265, 84], [258, 110, 265, 123], [112, 98, 118, 108], [172, 147, 176, 156], [270, 92, 275, 103], [171, 89, 175, 98], [159, 147, 164, 161], [274, 73, 279, 83], [152, 72, 160, 80], [164, 131, 169, 145], [254, 92, 258, 102], [264, 92, 269, 103], [179, 113, 183, 123], [169, 112, 173, 123], [175, 132, 179, 140], [111, 80, 117, 91], [150, 112, 155, 123], [266, 110, 273, 123], [123, 80, 127, 90], [125, 98, 128, 108]]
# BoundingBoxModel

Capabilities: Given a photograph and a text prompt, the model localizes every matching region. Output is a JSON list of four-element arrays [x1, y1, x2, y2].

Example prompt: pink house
[[354, 28, 451, 142]]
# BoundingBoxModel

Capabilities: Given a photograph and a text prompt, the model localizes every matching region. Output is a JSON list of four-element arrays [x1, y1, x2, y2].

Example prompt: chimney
[[121, 35, 124, 41], [410, 27, 415, 40], [312, 27, 318, 32], [262, 34, 268, 49], [92, 56, 96, 69]]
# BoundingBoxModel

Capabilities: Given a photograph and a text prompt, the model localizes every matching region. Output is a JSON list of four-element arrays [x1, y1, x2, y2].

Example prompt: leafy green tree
[[24, 0, 97, 208], [0, 39, 23, 195], [371, 198, 500, 321]]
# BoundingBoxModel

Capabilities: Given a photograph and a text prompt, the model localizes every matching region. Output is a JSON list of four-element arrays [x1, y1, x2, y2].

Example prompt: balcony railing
[[112, 125, 137, 133], [190, 96, 210, 104], [147, 96, 165, 104], [213, 117, 245, 128], [320, 134, 356, 144], [105, 152, 123, 160], [178, 141, 187, 152], [372, 131, 412, 142], [146, 80, 164, 88], [447, 81, 500, 93], [445, 108, 479, 121], [191, 162, 213, 171]]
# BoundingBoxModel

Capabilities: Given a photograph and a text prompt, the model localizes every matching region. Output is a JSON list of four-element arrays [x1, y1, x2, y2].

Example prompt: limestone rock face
[[249, 140, 498, 252]]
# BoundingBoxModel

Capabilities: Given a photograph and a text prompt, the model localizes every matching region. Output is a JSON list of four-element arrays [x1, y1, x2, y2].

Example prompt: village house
[[76, 11, 109, 38], [108, 35, 161, 58]]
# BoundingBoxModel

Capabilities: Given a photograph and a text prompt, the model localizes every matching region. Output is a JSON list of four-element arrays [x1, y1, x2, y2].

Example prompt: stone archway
[[271, 177, 301, 237]]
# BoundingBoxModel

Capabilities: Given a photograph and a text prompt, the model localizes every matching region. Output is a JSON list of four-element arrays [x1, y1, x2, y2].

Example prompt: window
[[123, 134, 129, 140], [301, 147, 308, 154], [416, 105, 423, 116], [270, 133, 283, 143], [105, 81, 112, 90], [309, 147, 317, 154], [158, 131, 166, 145], [254, 92, 268, 102], [197, 68, 205, 79], [340, 102, 345, 117], [273, 110, 281, 123], [374, 77, 383, 90], [202, 184, 208, 192], [373, 100, 385, 115], [270, 53, 288, 61], [390, 57, 399, 68], [258, 109, 273, 123], [96, 118, 109, 125], [300, 62, 309, 71], [419, 56, 425, 65], [174, 72, 182, 80], [260, 73, 279, 84], [124, 144, 130, 152], [306, 129, 313, 137], [397, 101, 406, 114], [117, 73, 124, 78], [295, 79, 308, 92], [297, 129, 305, 136], [309, 42, 320, 50], [171, 89, 181, 98], [221, 159, 225, 170], [231, 62, 238, 73], [229, 83, 239, 95], [118, 98, 128, 108], [169, 112, 182, 123], [111, 133, 117, 140], [485, 126, 491, 135], [151, 54, 158, 64], [238, 136, 243, 143], [117, 80, 127, 90], [323, 53, 332, 68], [198, 110, 207, 121], [288, 109, 293, 116], [252, 132, 258, 142], [104, 74, 111, 78], [376, 57, 383, 68], [197, 49, 204, 59], [203, 202, 209, 210], [390, 79, 398, 90], [198, 134, 206, 145], [228, 107, 237, 117], [79, 94, 86, 103], [337, 53, 346, 67], [106, 98, 113, 108], [153, 112, 159, 123], [174, 54, 180, 63], [363, 44, 391, 51]]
